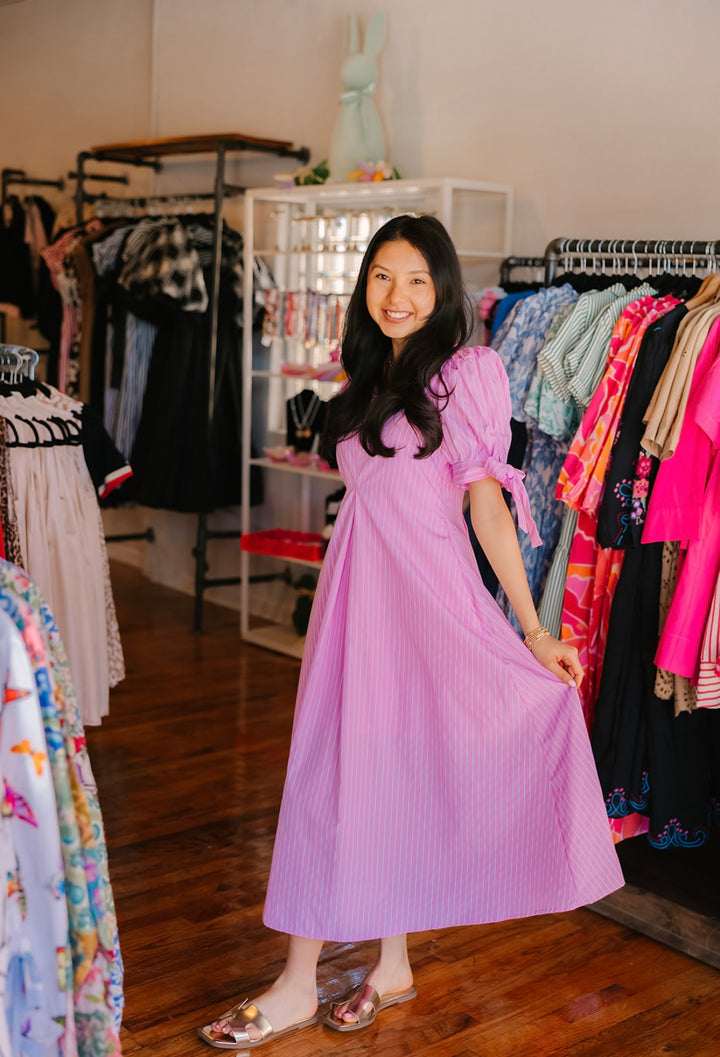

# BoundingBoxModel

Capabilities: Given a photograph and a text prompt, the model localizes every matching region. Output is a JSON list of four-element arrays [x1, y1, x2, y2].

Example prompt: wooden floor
[[86, 563, 720, 1057]]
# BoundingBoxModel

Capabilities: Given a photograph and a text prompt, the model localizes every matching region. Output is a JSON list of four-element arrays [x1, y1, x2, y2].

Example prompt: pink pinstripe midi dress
[[263, 347, 623, 941]]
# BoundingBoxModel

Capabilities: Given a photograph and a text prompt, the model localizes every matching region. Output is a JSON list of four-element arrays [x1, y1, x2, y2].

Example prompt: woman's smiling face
[[365, 238, 436, 357]]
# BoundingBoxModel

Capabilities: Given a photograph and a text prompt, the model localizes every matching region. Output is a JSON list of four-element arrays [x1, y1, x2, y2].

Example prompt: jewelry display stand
[[286, 389, 326, 451], [241, 177, 514, 658]]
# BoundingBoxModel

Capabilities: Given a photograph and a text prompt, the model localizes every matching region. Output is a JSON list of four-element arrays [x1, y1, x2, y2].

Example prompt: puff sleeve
[[442, 346, 542, 547]]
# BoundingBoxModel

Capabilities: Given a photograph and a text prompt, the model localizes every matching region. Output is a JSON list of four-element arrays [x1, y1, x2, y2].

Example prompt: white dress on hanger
[[1, 392, 120, 725]]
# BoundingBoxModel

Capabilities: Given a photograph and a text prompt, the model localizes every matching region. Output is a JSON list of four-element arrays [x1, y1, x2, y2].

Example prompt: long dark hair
[[323, 214, 473, 460]]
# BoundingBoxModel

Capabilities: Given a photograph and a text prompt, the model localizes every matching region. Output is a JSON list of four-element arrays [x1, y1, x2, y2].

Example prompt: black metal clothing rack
[[499, 255, 547, 285], [73, 134, 310, 631], [544, 237, 720, 284], [1, 168, 65, 208]]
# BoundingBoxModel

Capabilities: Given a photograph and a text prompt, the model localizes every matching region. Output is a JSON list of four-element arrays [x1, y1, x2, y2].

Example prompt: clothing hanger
[[0, 344, 39, 381], [14, 414, 41, 447], [31, 416, 64, 447], [684, 271, 720, 310]]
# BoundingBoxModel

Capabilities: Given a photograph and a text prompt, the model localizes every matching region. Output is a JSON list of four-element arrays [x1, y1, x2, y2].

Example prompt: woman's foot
[[208, 979, 318, 1043], [331, 960, 414, 1026]]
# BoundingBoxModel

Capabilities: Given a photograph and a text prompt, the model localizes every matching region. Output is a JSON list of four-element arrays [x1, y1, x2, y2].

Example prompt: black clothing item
[[81, 403, 131, 499], [0, 195, 57, 319], [124, 278, 262, 513], [33, 196, 56, 242], [466, 417, 527, 598], [0, 197, 34, 317], [597, 304, 687, 549], [35, 256, 62, 386], [551, 272, 642, 294], [83, 215, 266, 513], [649, 273, 701, 300], [592, 542, 720, 848]]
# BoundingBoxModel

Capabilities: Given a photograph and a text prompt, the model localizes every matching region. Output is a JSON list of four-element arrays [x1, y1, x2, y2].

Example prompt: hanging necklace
[[290, 391, 322, 438]]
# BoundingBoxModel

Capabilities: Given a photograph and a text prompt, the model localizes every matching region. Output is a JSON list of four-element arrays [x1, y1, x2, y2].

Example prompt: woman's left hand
[[528, 634, 583, 688]]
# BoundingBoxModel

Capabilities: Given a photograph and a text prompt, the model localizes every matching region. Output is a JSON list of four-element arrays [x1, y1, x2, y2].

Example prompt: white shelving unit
[[241, 177, 513, 657]]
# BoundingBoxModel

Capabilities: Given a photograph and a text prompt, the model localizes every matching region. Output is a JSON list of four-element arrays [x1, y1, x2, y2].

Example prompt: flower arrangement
[[346, 160, 401, 182], [273, 159, 401, 189], [273, 161, 330, 189], [294, 160, 331, 185]]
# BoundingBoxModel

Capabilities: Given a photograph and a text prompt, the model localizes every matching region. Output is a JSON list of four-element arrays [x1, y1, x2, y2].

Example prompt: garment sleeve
[[443, 347, 542, 546], [693, 354, 720, 450], [80, 403, 133, 499]]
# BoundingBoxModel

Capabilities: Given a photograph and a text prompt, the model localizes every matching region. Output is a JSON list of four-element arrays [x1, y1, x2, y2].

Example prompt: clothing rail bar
[[79, 151, 164, 171], [2, 168, 65, 207], [74, 151, 163, 225], [67, 170, 130, 186], [544, 237, 720, 282]]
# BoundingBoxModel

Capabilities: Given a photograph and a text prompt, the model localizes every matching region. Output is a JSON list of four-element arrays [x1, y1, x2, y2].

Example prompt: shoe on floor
[[198, 997, 318, 1049], [323, 982, 418, 1032]]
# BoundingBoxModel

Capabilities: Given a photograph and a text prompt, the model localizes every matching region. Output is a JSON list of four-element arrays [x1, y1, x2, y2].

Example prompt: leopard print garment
[[654, 539, 696, 715], [0, 418, 25, 568]]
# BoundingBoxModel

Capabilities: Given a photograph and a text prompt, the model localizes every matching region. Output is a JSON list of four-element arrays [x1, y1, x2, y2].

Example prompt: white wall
[[1, 0, 718, 608], [1, 0, 152, 191], [2, 0, 718, 247]]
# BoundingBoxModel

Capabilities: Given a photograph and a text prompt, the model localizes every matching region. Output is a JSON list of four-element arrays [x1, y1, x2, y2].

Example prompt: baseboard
[[588, 883, 720, 969]]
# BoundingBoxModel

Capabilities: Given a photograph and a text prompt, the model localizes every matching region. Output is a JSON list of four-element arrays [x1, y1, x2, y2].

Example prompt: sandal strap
[[339, 983, 380, 1023], [221, 998, 273, 1042]]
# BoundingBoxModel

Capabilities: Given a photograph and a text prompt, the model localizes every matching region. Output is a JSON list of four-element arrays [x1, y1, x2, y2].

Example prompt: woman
[[199, 215, 623, 1048]]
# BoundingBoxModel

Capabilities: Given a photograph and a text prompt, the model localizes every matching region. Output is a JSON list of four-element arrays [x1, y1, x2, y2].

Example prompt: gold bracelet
[[523, 625, 550, 650]]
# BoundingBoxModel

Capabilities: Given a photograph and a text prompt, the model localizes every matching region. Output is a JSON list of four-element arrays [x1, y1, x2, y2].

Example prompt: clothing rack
[[544, 237, 720, 284], [1, 167, 65, 208], [499, 255, 547, 285], [536, 234, 720, 970], [74, 134, 310, 630], [67, 168, 130, 187]]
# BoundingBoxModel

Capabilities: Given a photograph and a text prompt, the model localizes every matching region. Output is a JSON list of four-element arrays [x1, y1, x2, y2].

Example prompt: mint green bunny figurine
[[328, 11, 387, 182]]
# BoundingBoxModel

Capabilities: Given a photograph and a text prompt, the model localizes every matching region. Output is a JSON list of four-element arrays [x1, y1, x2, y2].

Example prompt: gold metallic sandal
[[198, 998, 318, 1049], [323, 982, 418, 1032]]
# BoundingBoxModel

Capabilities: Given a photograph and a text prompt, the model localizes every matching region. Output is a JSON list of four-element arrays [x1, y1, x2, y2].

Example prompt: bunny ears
[[347, 11, 385, 57]]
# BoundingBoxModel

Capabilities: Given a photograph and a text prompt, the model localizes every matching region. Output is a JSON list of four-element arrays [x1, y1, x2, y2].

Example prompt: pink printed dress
[[263, 347, 623, 942]]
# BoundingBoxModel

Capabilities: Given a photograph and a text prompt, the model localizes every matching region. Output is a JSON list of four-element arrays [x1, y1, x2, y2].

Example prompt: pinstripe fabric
[[567, 284, 657, 412], [538, 507, 579, 639], [697, 569, 720, 707], [114, 313, 156, 458], [536, 284, 626, 403], [263, 347, 623, 941]]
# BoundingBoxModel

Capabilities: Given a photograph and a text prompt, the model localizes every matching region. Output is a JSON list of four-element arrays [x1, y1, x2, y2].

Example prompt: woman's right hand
[[529, 634, 583, 688]]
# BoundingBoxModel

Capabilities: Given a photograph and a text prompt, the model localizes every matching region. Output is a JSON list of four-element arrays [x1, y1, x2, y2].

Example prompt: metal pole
[[207, 143, 226, 425], [193, 513, 209, 632], [193, 143, 227, 631], [75, 153, 89, 225]]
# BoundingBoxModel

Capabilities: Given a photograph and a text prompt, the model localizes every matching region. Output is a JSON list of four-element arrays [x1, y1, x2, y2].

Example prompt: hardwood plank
[[84, 563, 720, 1057]]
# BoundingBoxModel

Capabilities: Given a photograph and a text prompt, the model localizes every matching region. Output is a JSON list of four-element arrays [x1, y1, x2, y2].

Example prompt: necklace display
[[289, 392, 322, 438], [286, 390, 326, 453]]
